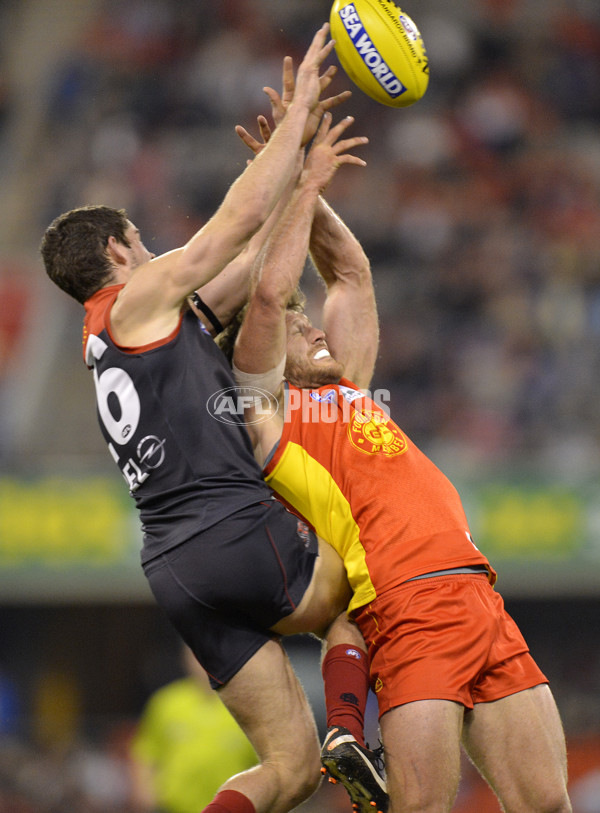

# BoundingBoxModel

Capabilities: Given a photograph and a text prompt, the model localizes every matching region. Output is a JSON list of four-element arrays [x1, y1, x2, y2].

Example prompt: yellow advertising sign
[[0, 476, 139, 567], [474, 484, 583, 558]]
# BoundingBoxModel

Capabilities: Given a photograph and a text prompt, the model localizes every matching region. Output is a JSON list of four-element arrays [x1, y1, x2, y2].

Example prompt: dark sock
[[201, 789, 256, 813], [322, 643, 369, 747]]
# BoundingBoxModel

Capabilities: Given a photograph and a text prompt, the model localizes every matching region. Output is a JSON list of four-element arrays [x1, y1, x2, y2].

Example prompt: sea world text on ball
[[336, 3, 407, 99]]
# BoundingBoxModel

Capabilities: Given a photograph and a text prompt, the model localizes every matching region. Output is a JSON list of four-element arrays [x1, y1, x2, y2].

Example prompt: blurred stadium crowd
[[2, 0, 600, 473], [0, 0, 600, 810]]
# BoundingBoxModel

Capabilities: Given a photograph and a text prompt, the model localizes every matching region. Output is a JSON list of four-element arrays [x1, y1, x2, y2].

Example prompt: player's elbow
[[254, 278, 292, 313], [351, 254, 372, 285]]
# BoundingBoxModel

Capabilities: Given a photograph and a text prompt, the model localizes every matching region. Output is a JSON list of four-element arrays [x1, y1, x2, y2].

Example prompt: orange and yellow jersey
[[264, 379, 496, 614]]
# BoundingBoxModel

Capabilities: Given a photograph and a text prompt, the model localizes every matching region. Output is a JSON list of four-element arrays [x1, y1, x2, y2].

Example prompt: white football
[[330, 0, 429, 108]]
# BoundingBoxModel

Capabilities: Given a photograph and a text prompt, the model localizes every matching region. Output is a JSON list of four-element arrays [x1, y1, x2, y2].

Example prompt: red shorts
[[353, 574, 548, 718]]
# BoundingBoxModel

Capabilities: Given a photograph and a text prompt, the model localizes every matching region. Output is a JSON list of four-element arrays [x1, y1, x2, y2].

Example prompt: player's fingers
[[318, 37, 336, 63], [282, 55, 296, 101], [305, 23, 334, 66], [300, 22, 328, 63], [234, 124, 253, 143], [257, 115, 272, 143], [335, 153, 368, 167], [318, 64, 338, 92], [312, 111, 333, 144], [320, 90, 353, 112], [234, 125, 263, 154], [323, 115, 356, 143], [263, 86, 286, 121], [263, 86, 280, 105], [332, 136, 369, 155]]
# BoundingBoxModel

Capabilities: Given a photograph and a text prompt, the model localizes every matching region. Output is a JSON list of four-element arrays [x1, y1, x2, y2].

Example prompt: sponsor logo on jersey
[[309, 389, 336, 403], [337, 4, 407, 99], [348, 408, 407, 456], [137, 435, 166, 469], [339, 385, 364, 404], [120, 435, 167, 492], [345, 648, 363, 660], [287, 386, 392, 424]]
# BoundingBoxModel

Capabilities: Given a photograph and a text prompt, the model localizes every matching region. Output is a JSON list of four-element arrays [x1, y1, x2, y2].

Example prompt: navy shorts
[[143, 498, 318, 688]]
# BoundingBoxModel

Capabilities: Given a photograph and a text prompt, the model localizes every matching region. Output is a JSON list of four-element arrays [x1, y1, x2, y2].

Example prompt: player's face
[[284, 311, 344, 388], [124, 221, 155, 269]]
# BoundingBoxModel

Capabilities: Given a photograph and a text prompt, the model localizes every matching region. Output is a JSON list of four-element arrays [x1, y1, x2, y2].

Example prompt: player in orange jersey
[[41, 25, 382, 813], [230, 81, 572, 813]]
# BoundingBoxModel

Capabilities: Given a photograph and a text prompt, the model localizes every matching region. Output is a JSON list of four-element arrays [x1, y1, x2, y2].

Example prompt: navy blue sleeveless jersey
[[83, 285, 271, 563]]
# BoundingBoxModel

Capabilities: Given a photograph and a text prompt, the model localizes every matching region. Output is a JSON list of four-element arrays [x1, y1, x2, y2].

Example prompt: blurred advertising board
[[0, 473, 599, 600], [0, 475, 149, 601]]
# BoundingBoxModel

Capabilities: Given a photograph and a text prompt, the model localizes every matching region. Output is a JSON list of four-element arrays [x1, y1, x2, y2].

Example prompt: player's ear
[[107, 235, 128, 266]]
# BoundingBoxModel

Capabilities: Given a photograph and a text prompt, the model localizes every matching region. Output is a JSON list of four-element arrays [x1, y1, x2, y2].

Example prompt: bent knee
[[502, 786, 572, 813], [266, 749, 322, 810], [290, 762, 322, 805], [536, 789, 572, 813]]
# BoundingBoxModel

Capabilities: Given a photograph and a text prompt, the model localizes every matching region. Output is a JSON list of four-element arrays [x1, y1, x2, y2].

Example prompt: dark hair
[[40, 205, 131, 304], [216, 286, 307, 364]]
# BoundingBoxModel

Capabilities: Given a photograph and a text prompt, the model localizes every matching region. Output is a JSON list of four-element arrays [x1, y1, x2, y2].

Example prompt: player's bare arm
[[237, 61, 376, 390], [189, 151, 305, 335], [211, 48, 355, 336], [110, 24, 336, 347], [309, 196, 378, 390], [234, 114, 367, 463]]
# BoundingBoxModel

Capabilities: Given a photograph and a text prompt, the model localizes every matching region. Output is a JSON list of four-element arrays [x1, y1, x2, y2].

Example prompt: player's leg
[[351, 576, 495, 813], [206, 638, 322, 813], [274, 545, 389, 812], [143, 519, 324, 813], [321, 612, 369, 744], [379, 699, 464, 813], [271, 534, 351, 637], [461, 684, 572, 813], [319, 613, 388, 813]]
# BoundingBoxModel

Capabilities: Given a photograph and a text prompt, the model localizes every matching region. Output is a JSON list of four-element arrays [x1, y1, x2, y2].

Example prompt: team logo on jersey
[[348, 408, 407, 456], [296, 519, 311, 549]]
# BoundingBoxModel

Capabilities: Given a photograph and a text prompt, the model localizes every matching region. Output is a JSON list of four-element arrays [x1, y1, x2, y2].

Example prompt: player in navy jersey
[[40, 25, 382, 813]]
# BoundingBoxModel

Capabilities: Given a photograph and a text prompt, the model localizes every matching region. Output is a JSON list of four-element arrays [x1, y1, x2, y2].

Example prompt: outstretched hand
[[235, 112, 367, 191], [302, 113, 368, 194], [287, 23, 342, 124], [235, 25, 352, 155], [265, 54, 352, 147], [235, 115, 273, 160]]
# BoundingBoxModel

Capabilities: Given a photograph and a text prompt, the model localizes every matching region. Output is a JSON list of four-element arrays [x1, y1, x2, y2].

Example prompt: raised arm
[[178, 44, 352, 337], [244, 53, 378, 389], [189, 147, 305, 335], [309, 197, 378, 390], [233, 114, 367, 461], [234, 115, 368, 384], [111, 24, 336, 342]]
